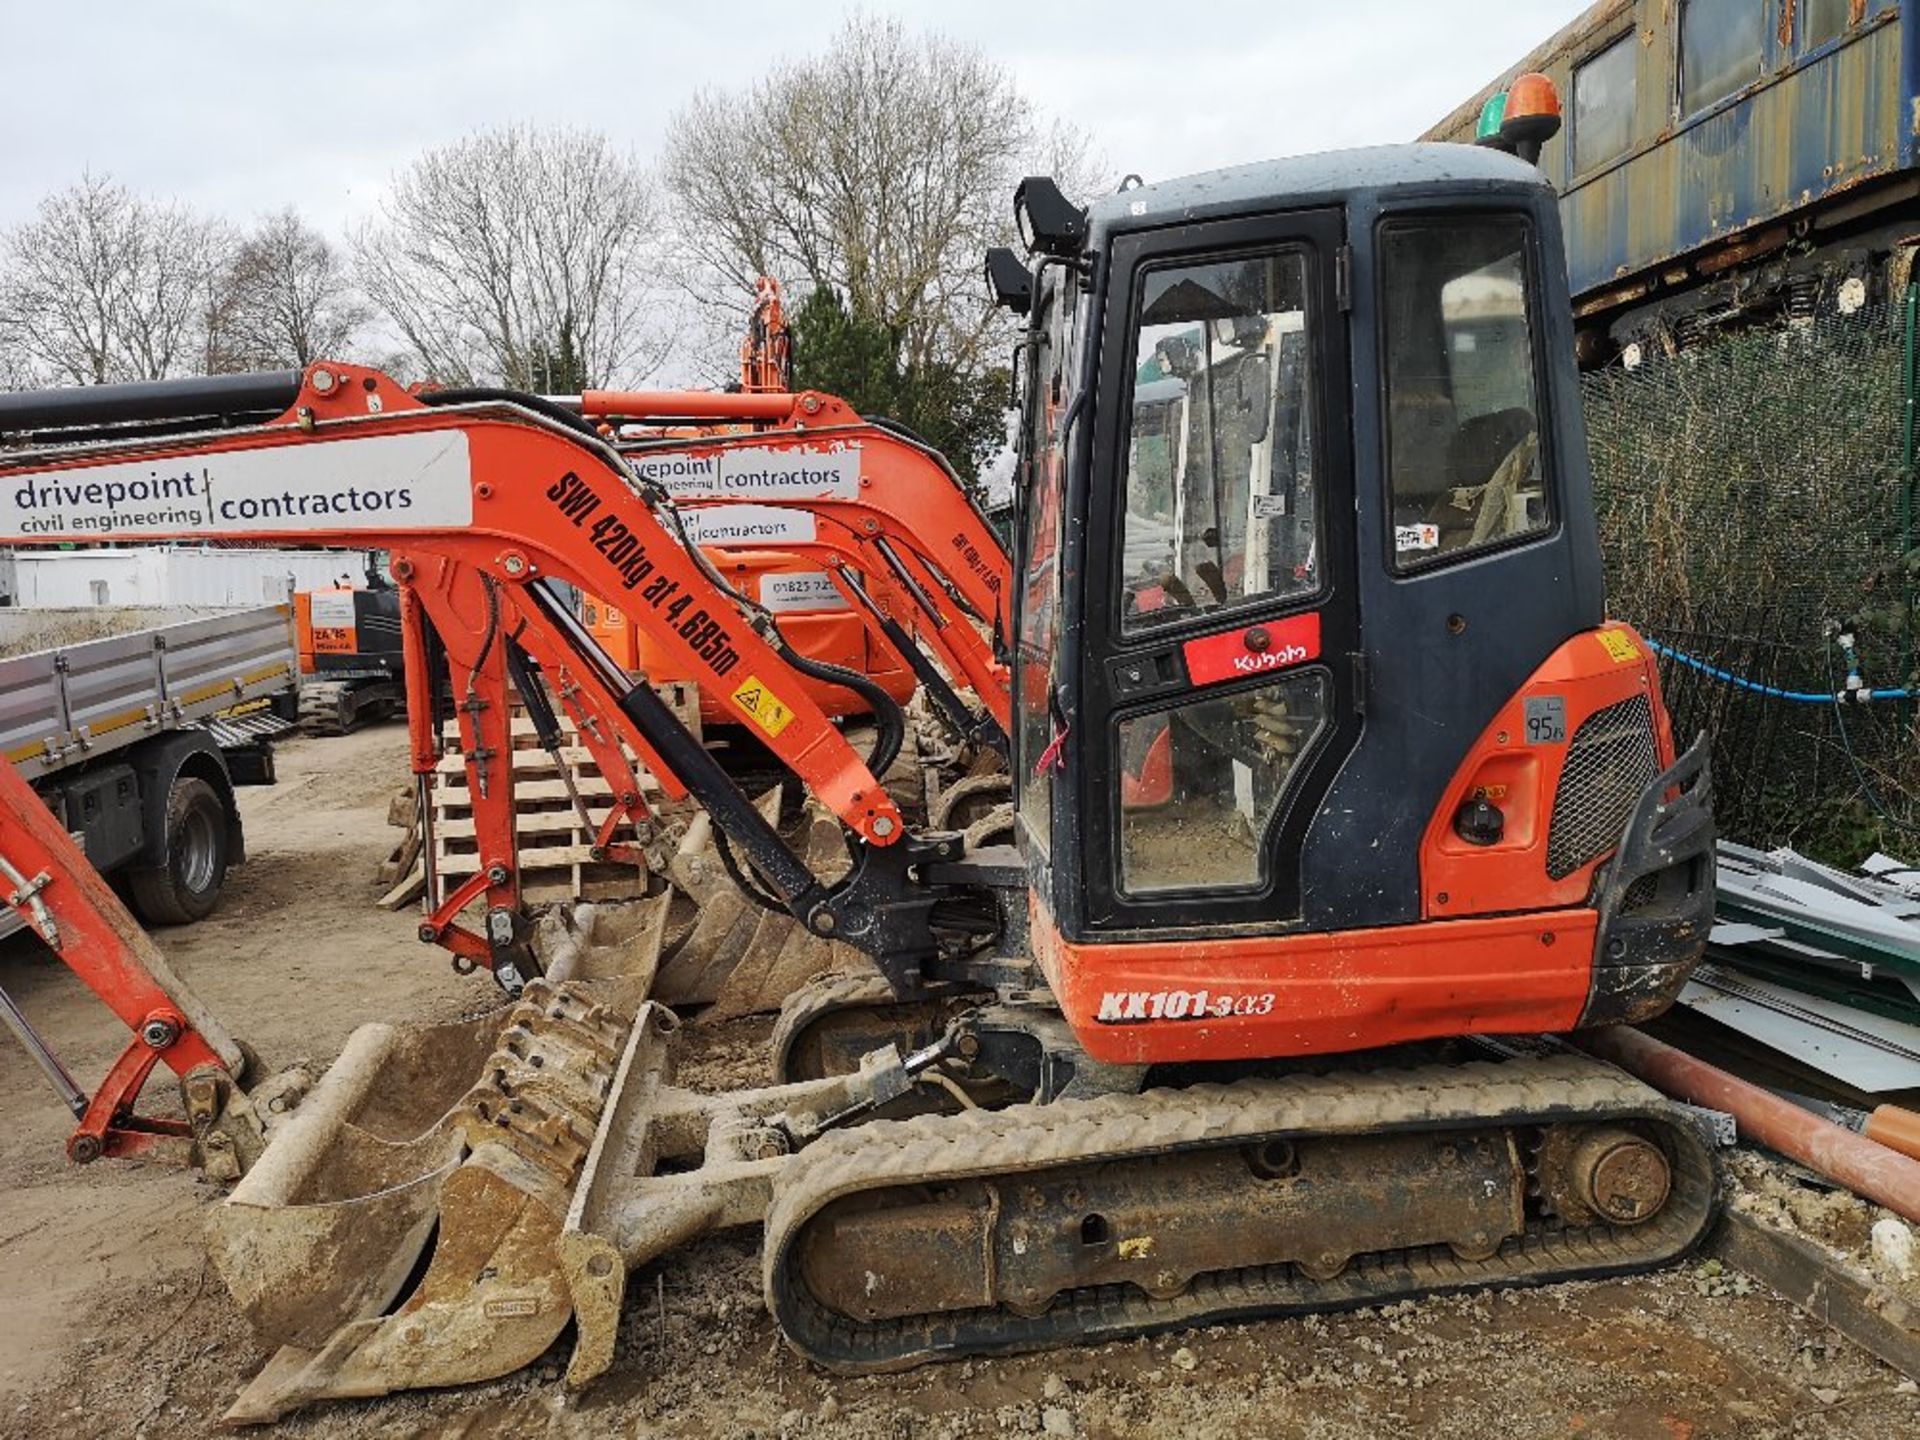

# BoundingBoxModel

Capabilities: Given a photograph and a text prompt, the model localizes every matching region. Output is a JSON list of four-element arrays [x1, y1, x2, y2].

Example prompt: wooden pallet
[[431, 709, 654, 908]]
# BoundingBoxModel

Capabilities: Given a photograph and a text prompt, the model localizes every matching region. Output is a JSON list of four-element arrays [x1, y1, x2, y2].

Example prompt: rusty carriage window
[[1802, 0, 1853, 50], [1680, 0, 1766, 116], [1573, 33, 1638, 172]]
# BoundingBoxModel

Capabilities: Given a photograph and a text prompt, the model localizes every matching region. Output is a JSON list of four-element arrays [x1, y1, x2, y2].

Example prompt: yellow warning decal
[[731, 674, 795, 738], [1595, 628, 1640, 664]]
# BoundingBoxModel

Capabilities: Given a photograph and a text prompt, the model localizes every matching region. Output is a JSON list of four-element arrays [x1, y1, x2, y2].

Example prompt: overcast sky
[[0, 1, 1585, 238]]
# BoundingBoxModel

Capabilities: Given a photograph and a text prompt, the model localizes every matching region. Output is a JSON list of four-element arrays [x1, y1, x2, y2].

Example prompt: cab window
[[1382, 216, 1548, 569], [1119, 250, 1319, 634], [1014, 276, 1074, 852], [1117, 673, 1328, 895]]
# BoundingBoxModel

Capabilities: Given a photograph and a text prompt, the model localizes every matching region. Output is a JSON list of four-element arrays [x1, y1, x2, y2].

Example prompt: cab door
[[1074, 209, 1361, 934]]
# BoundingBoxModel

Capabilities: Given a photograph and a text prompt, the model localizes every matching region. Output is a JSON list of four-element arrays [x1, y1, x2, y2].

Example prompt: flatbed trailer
[[0, 604, 295, 933]]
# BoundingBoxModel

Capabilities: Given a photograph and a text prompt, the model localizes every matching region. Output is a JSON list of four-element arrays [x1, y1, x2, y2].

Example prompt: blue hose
[[1643, 638, 1913, 704]]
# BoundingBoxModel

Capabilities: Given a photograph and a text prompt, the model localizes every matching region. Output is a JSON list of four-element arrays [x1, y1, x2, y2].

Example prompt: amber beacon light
[[1475, 71, 1562, 165]]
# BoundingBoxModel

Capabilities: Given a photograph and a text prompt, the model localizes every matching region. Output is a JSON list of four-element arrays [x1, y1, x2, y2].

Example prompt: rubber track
[[297, 681, 356, 736], [298, 679, 401, 735], [770, 972, 895, 1083], [764, 1053, 1718, 1371]]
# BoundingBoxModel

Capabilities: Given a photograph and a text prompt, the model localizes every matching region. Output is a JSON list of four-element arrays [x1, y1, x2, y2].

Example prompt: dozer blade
[[211, 896, 671, 1426]]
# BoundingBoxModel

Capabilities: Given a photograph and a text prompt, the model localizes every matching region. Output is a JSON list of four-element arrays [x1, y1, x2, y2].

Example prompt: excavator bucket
[[652, 720, 924, 1018], [651, 788, 870, 1018], [706, 803, 868, 1022], [651, 790, 786, 1007], [209, 895, 673, 1425]]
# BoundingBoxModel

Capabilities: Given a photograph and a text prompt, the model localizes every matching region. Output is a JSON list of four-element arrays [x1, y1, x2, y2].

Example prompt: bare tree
[[0, 173, 230, 384], [0, 336, 37, 390], [356, 126, 669, 389], [211, 208, 369, 371], [663, 15, 1096, 378]]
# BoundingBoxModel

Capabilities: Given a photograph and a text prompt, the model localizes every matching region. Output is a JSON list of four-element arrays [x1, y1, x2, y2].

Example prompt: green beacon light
[[1475, 91, 1510, 149]]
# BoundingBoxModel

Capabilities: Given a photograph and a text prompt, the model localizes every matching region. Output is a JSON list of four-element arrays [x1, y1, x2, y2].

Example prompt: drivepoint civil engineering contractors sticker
[[629, 444, 861, 501], [761, 572, 850, 613], [730, 674, 796, 738], [0, 431, 473, 540], [678, 504, 819, 547]]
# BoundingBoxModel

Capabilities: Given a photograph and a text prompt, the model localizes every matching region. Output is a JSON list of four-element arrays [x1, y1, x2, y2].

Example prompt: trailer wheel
[[127, 776, 231, 925]]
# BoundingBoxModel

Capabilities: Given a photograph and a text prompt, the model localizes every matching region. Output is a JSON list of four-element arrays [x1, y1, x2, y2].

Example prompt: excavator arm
[[575, 388, 1013, 744], [0, 752, 255, 1166], [583, 388, 1011, 643], [0, 364, 977, 989]]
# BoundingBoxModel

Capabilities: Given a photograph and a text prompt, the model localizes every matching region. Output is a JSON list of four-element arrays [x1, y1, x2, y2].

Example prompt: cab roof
[[1084, 142, 1550, 241]]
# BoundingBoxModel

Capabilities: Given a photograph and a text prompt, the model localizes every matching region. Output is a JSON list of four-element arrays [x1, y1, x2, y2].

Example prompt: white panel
[[679, 505, 818, 547], [760, 571, 851, 612], [0, 429, 473, 540], [632, 443, 861, 501]]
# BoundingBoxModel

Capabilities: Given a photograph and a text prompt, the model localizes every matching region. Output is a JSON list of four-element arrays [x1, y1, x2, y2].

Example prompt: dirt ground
[[3, 725, 1918, 1439]]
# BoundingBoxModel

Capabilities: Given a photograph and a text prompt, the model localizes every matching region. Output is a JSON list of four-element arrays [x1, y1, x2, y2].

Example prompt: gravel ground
[[2, 725, 1917, 1438]]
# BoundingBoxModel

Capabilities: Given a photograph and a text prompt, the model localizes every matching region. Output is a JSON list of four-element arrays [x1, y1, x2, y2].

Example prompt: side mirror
[[1013, 176, 1087, 259], [984, 247, 1033, 315]]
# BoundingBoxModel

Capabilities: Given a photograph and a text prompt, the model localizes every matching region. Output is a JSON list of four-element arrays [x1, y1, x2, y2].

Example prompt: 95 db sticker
[[1096, 989, 1275, 1024], [1523, 695, 1566, 745]]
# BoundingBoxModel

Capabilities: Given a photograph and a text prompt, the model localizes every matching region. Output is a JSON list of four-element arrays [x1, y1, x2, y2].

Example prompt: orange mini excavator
[[0, 121, 1718, 1423]]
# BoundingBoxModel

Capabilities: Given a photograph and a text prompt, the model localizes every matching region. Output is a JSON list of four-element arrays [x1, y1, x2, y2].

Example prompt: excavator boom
[[0, 752, 257, 1167], [0, 366, 990, 990]]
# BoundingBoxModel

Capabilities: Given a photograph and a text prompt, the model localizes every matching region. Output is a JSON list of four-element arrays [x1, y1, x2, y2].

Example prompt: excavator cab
[[997, 144, 1714, 1063]]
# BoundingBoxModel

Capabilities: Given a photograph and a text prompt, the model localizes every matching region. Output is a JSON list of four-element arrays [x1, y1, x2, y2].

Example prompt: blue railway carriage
[[1426, 0, 1917, 364]]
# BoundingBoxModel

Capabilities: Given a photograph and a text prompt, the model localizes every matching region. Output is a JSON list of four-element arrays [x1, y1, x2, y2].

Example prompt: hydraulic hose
[[712, 826, 790, 915], [420, 386, 604, 441], [774, 644, 906, 781]]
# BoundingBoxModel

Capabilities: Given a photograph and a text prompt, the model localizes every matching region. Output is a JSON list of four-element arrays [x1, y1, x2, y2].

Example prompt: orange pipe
[[1864, 1105, 1920, 1164], [1579, 1026, 1920, 1225], [581, 390, 795, 422]]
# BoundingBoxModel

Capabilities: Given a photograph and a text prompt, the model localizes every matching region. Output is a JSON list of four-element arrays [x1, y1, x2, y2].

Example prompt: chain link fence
[[1583, 297, 1919, 861]]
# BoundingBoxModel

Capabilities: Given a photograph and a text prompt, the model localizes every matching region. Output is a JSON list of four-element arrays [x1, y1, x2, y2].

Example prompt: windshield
[[1119, 249, 1319, 634]]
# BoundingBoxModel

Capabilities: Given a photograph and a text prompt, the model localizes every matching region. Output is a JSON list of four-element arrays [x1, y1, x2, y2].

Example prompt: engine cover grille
[[1546, 695, 1658, 881]]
